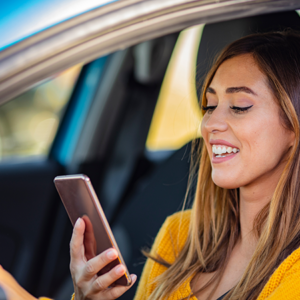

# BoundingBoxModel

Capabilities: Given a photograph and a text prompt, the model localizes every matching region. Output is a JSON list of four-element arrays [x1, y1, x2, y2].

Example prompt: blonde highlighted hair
[[146, 31, 300, 300]]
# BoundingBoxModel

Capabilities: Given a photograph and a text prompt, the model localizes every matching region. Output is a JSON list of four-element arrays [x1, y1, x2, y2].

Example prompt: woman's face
[[201, 54, 295, 189]]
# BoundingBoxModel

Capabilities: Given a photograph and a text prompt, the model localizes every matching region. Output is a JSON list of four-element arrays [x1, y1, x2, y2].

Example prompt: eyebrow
[[206, 86, 257, 96]]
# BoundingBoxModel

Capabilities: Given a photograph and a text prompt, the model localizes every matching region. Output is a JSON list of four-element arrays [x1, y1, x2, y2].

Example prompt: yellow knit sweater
[[134, 210, 300, 300]]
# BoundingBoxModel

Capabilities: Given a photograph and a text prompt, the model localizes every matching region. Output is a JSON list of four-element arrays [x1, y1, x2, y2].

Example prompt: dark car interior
[[0, 9, 300, 300]]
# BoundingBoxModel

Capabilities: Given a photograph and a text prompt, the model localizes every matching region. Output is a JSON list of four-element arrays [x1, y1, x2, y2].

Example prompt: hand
[[70, 218, 137, 300]]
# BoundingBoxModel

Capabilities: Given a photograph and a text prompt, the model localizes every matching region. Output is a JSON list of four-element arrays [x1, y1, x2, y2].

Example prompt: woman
[[69, 30, 300, 300]]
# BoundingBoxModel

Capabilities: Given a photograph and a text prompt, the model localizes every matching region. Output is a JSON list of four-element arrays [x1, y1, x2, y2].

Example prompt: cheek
[[211, 115, 292, 189], [242, 116, 289, 165], [200, 116, 208, 137], [201, 117, 210, 146]]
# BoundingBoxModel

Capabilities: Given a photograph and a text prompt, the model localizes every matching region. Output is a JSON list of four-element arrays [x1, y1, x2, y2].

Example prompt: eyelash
[[202, 105, 253, 114]]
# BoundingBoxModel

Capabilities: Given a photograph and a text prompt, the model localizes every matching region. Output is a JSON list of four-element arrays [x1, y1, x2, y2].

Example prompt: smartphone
[[54, 174, 131, 286]]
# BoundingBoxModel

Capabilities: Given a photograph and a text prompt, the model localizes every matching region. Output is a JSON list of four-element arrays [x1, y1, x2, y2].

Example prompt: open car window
[[0, 65, 82, 160]]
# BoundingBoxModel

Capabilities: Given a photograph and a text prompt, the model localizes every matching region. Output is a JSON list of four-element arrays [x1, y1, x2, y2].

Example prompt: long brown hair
[[147, 30, 300, 300]]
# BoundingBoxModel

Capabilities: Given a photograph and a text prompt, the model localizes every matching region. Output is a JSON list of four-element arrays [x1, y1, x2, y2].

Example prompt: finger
[[82, 215, 97, 260], [102, 274, 137, 300], [82, 248, 118, 280], [89, 264, 126, 293], [70, 218, 86, 264]]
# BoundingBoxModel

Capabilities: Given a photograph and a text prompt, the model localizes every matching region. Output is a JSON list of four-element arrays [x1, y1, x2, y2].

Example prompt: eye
[[202, 105, 217, 114], [230, 105, 253, 114]]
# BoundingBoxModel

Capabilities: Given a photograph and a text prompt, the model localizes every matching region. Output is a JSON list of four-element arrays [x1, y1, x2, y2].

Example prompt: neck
[[239, 187, 270, 242], [238, 164, 283, 250]]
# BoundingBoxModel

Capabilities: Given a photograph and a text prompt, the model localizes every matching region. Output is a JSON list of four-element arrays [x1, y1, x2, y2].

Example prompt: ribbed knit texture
[[134, 210, 195, 300], [134, 210, 300, 300]]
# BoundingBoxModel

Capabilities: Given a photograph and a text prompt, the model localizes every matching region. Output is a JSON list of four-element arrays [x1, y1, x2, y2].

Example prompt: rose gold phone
[[54, 174, 131, 286]]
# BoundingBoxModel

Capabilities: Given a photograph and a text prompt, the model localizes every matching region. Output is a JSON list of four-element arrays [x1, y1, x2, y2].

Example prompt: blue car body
[[0, 0, 116, 50]]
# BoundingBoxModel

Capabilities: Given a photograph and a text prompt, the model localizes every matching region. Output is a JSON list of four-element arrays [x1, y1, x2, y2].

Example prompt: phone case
[[54, 174, 131, 286]]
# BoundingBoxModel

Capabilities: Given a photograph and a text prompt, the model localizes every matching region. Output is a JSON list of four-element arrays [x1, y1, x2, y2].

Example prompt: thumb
[[70, 218, 86, 264]]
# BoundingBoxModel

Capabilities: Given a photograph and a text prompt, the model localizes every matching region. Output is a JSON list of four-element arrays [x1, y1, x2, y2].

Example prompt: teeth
[[212, 145, 239, 155]]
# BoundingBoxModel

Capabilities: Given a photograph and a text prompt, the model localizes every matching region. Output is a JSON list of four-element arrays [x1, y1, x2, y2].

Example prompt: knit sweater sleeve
[[133, 210, 191, 300]]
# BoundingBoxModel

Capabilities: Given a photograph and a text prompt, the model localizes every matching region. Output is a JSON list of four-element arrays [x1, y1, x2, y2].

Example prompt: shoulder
[[133, 210, 192, 300], [157, 209, 191, 236], [258, 247, 300, 300], [150, 209, 191, 264], [164, 209, 192, 227]]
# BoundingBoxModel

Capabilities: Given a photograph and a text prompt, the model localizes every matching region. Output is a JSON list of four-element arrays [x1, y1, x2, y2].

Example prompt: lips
[[209, 139, 238, 148]]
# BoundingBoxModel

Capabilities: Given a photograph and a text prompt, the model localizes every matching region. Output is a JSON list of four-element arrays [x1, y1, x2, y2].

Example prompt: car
[[0, 1, 300, 300]]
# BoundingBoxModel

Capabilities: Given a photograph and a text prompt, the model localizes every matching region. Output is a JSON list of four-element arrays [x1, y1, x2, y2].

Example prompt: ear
[[288, 130, 296, 148]]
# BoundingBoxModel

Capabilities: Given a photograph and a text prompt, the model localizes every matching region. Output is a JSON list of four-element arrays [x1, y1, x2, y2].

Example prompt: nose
[[202, 106, 228, 134]]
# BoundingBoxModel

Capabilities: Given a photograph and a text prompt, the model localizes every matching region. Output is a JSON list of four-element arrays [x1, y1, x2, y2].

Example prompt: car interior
[[0, 8, 300, 300]]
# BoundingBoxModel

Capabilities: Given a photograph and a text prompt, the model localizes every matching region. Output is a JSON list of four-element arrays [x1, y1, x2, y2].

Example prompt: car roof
[[0, 0, 300, 105], [0, 0, 116, 51]]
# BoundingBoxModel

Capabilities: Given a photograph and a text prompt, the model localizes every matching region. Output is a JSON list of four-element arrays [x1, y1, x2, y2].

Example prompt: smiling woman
[[127, 30, 300, 300]]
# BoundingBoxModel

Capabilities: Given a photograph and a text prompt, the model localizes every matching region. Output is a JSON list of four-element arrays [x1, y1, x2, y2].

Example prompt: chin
[[211, 172, 241, 189]]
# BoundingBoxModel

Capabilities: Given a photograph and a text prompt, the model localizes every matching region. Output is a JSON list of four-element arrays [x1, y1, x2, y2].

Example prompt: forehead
[[209, 54, 267, 91]]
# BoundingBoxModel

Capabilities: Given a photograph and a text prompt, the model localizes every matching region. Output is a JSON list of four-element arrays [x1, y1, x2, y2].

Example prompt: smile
[[212, 145, 240, 157], [211, 144, 240, 164]]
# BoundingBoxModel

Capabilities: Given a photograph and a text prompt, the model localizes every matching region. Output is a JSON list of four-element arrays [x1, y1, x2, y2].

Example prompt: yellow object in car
[[146, 25, 204, 151]]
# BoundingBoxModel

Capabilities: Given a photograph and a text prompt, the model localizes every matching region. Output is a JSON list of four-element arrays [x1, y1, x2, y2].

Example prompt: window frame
[[0, 0, 297, 105]]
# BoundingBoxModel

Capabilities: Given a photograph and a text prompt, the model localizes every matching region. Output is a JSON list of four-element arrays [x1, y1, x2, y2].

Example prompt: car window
[[0, 64, 82, 160], [145, 24, 204, 158]]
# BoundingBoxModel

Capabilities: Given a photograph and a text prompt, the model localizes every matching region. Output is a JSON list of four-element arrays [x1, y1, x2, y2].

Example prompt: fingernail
[[107, 249, 117, 259], [115, 265, 125, 275], [75, 218, 81, 228], [131, 274, 137, 282]]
